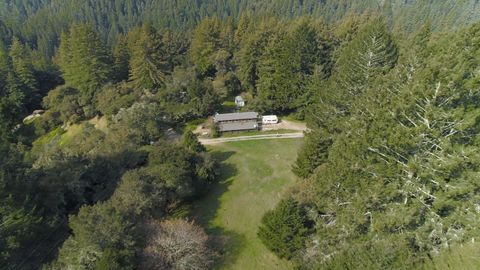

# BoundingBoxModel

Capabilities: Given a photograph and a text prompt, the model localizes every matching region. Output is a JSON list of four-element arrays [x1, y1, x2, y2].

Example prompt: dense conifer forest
[[1, 1, 480, 269]]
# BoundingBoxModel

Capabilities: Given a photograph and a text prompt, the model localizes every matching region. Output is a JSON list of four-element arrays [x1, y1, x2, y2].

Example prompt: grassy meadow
[[192, 138, 303, 270]]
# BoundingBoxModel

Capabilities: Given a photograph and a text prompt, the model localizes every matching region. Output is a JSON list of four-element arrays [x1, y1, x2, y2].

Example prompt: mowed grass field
[[192, 138, 303, 270]]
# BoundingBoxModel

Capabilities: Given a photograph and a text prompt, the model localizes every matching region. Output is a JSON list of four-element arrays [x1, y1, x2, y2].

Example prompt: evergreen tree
[[0, 43, 18, 128], [293, 129, 331, 178], [57, 24, 113, 106], [182, 130, 206, 153], [190, 17, 223, 76], [256, 31, 304, 112], [336, 18, 398, 96], [9, 37, 38, 108], [129, 24, 169, 90], [258, 197, 310, 260], [255, 18, 326, 113], [113, 34, 130, 82], [0, 144, 43, 267], [235, 18, 279, 93]]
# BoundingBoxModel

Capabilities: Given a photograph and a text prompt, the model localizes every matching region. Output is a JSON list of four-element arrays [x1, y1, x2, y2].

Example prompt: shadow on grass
[[209, 228, 247, 269], [192, 150, 247, 268]]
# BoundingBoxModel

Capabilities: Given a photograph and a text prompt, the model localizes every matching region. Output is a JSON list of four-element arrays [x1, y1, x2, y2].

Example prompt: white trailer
[[262, 115, 279, 125]]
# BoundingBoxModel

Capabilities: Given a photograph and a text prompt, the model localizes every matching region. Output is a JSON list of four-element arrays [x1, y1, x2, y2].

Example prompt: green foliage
[[254, 17, 333, 113], [110, 102, 166, 145], [293, 129, 331, 178], [53, 201, 136, 270], [1, 2, 480, 269], [0, 38, 50, 129], [159, 67, 221, 122], [113, 35, 130, 83], [9, 37, 39, 108], [258, 198, 310, 260], [57, 24, 113, 106], [182, 130, 206, 152], [2, 0, 479, 60], [0, 145, 43, 266], [95, 82, 140, 117], [128, 24, 169, 90], [190, 17, 225, 76], [94, 248, 135, 270], [210, 123, 220, 138], [110, 169, 167, 217], [288, 20, 480, 269], [335, 18, 398, 96], [321, 237, 417, 270], [43, 86, 83, 124]]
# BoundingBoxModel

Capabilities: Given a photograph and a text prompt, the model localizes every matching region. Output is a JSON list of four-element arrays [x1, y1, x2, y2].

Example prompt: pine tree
[[293, 129, 331, 178], [129, 24, 168, 90], [256, 32, 303, 112], [57, 24, 113, 106], [0, 42, 8, 92], [9, 37, 38, 108], [234, 14, 251, 45], [336, 18, 398, 96], [258, 197, 310, 260], [113, 34, 130, 82], [190, 17, 222, 76], [182, 130, 206, 152]]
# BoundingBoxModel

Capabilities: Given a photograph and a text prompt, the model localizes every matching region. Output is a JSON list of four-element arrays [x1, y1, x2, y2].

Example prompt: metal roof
[[218, 121, 258, 132], [214, 112, 258, 122]]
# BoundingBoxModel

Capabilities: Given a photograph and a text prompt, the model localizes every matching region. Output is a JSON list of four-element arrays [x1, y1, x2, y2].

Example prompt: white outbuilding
[[235, 96, 245, 107], [262, 115, 279, 125]]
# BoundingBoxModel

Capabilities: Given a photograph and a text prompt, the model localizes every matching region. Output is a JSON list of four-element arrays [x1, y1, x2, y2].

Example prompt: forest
[[1, 0, 480, 269]]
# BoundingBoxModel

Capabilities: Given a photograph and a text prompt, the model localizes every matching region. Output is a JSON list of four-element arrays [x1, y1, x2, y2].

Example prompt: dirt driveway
[[262, 120, 307, 131]]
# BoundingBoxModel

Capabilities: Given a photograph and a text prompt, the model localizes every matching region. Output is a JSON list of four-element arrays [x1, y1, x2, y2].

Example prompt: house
[[214, 112, 259, 132], [235, 96, 245, 107], [262, 115, 279, 125]]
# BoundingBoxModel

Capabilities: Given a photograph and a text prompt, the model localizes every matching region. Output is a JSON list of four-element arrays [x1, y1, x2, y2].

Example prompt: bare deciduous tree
[[141, 219, 214, 270]]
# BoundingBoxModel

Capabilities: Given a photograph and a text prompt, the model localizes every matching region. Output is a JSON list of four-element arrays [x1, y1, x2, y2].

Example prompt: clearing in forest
[[192, 138, 303, 270]]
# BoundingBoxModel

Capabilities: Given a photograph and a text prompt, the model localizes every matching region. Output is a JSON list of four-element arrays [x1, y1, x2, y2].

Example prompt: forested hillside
[[262, 16, 480, 270], [1, 0, 479, 57], [1, 1, 480, 269]]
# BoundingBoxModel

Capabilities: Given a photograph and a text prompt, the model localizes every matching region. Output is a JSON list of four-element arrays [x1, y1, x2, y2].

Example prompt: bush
[[210, 123, 220, 138], [43, 86, 84, 124], [182, 130, 206, 152]]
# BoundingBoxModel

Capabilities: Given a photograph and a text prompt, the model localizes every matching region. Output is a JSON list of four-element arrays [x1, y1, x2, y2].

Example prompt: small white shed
[[235, 96, 245, 107], [262, 115, 279, 125]]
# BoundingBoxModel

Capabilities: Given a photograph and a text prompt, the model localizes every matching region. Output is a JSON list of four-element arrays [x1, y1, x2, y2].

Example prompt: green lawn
[[192, 138, 303, 270]]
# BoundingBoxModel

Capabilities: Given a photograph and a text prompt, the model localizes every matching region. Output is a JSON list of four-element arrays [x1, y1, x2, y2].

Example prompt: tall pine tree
[[129, 24, 169, 90], [57, 24, 113, 106]]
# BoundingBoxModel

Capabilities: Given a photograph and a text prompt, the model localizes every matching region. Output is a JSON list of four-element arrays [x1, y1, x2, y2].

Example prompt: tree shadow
[[209, 228, 247, 269], [191, 150, 247, 268]]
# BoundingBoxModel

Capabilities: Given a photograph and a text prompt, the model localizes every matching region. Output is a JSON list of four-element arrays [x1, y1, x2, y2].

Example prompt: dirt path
[[199, 132, 304, 145]]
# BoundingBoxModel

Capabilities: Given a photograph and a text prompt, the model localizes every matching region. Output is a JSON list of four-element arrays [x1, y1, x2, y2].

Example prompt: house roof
[[214, 112, 258, 122], [235, 96, 244, 102], [218, 121, 258, 132]]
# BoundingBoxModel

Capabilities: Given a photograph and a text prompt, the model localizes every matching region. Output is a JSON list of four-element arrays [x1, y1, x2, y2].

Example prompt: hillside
[[2, 1, 480, 269]]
